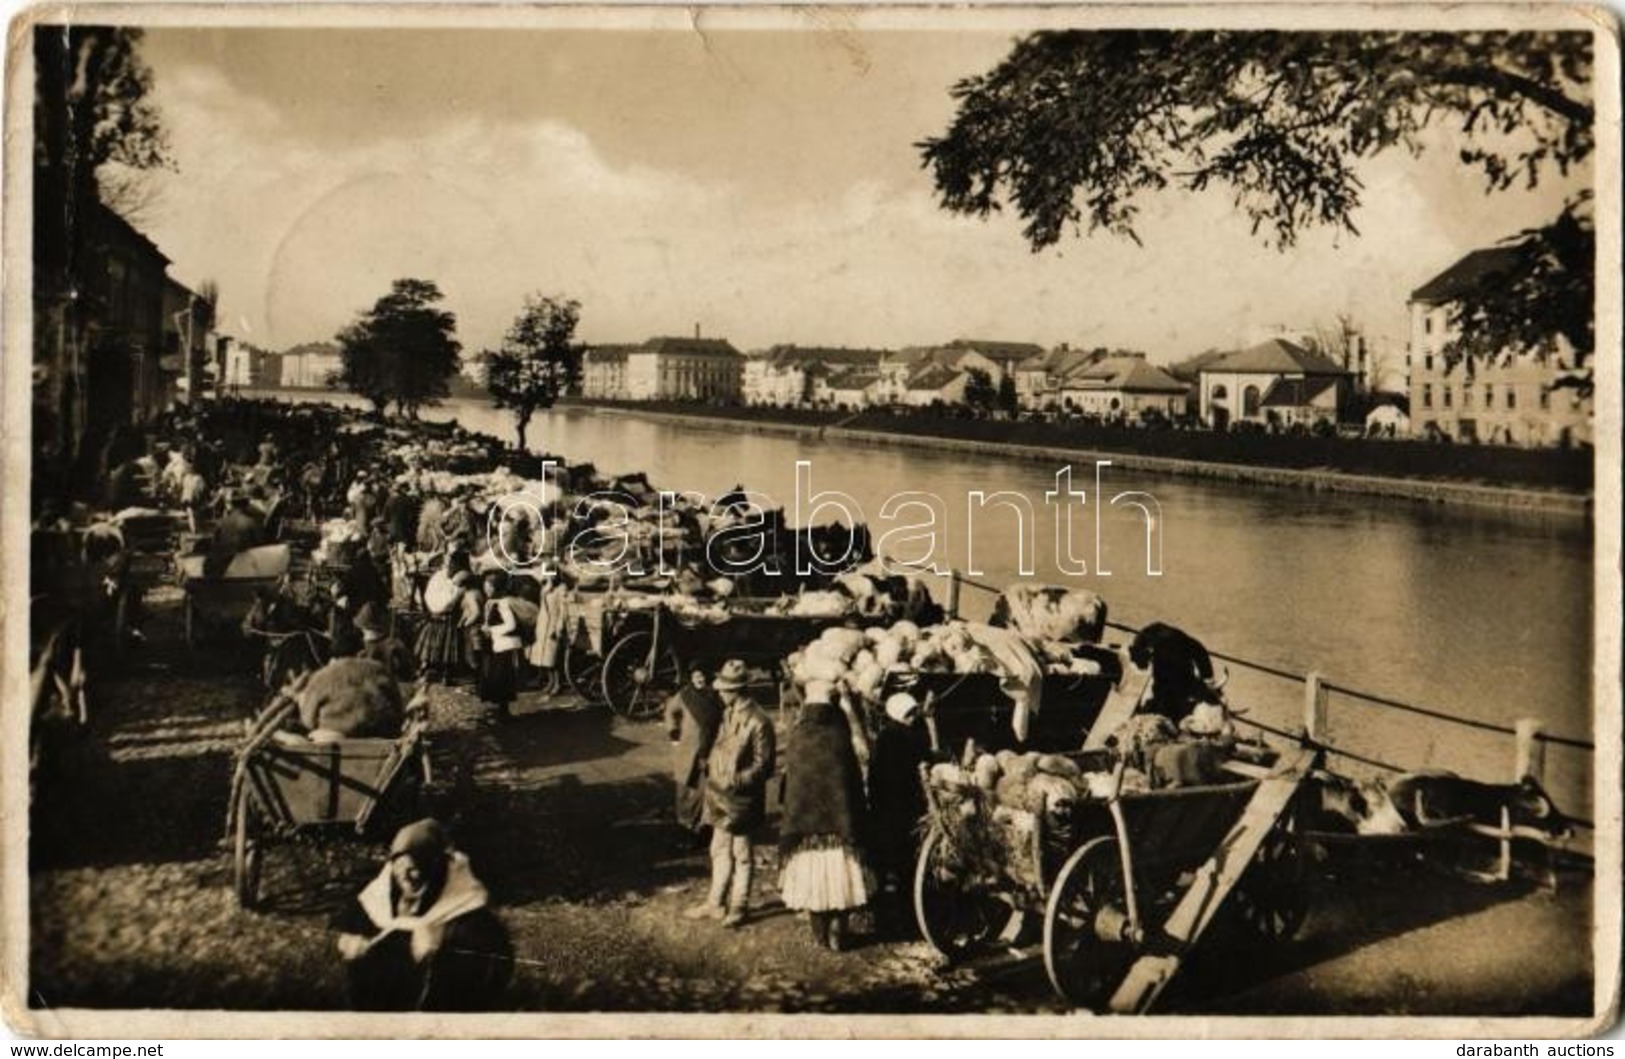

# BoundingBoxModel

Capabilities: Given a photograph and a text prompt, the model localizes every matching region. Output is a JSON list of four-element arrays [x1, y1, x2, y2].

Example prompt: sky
[[130, 24, 1590, 366]]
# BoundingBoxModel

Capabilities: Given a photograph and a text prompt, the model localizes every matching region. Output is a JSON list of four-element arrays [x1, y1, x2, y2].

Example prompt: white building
[[624, 336, 743, 401], [1055, 356, 1190, 419], [743, 346, 886, 407], [280, 342, 342, 389], [1197, 338, 1350, 429], [1407, 246, 1592, 447]]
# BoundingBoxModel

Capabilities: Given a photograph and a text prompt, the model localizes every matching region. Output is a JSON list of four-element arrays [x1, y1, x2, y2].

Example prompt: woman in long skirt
[[778, 682, 871, 950], [415, 550, 474, 683], [476, 570, 519, 721]]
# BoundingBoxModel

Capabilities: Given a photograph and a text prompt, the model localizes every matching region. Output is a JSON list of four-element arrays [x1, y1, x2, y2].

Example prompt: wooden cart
[[914, 745, 1318, 1013], [225, 693, 430, 910], [178, 544, 292, 647]]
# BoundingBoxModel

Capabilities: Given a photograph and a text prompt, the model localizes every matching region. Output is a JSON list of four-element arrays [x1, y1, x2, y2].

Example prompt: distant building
[[1197, 338, 1351, 430], [897, 362, 969, 407], [1013, 347, 1100, 411], [940, 339, 1044, 386], [279, 342, 343, 389], [1407, 246, 1592, 447], [581, 345, 635, 399], [1056, 356, 1190, 419], [814, 365, 882, 410], [1362, 394, 1411, 437], [743, 346, 887, 407], [1257, 376, 1341, 429], [624, 335, 743, 401], [222, 339, 280, 389]]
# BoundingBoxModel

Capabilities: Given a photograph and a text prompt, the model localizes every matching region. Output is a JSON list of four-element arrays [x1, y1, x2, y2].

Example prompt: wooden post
[[1302, 670, 1327, 745], [946, 569, 961, 620], [1514, 718, 1546, 783]]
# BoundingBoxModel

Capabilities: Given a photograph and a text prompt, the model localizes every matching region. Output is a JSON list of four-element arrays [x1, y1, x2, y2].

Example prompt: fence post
[[1514, 718, 1546, 783], [947, 569, 961, 620], [1302, 670, 1327, 745]]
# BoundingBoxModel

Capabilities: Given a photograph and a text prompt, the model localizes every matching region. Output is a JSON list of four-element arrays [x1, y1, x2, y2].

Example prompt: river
[[281, 393, 1598, 815]]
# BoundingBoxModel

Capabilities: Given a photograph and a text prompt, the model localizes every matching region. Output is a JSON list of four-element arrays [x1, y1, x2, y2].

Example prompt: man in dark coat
[[331, 819, 513, 1011], [664, 666, 722, 839], [867, 691, 932, 923], [204, 494, 265, 579], [1128, 622, 1224, 723], [688, 660, 775, 928]]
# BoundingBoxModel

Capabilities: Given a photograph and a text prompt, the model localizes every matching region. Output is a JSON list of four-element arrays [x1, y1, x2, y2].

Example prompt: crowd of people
[[31, 396, 1241, 1010]]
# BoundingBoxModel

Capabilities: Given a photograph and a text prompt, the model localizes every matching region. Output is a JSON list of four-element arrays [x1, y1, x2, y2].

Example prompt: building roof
[[905, 363, 964, 391], [639, 336, 742, 358], [92, 201, 170, 265], [827, 368, 880, 391], [1067, 357, 1190, 393], [586, 344, 638, 364], [281, 341, 341, 360], [1259, 375, 1340, 408], [1410, 246, 1524, 304], [1201, 338, 1347, 376], [762, 345, 888, 370], [945, 339, 1045, 363]]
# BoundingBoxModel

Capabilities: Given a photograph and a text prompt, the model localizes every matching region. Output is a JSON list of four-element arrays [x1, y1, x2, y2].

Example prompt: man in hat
[[687, 659, 775, 928], [204, 493, 266, 579], [664, 666, 721, 842], [357, 601, 416, 683], [331, 818, 512, 1011]]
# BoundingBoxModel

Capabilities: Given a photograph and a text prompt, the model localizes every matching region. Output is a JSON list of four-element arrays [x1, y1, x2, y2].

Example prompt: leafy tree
[[33, 25, 172, 464], [481, 294, 583, 451], [997, 373, 1019, 416], [919, 31, 1594, 372], [335, 279, 462, 418], [963, 367, 997, 414]]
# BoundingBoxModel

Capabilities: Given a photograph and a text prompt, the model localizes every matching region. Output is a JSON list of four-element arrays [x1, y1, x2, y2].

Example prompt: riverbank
[[559, 399, 1593, 515]]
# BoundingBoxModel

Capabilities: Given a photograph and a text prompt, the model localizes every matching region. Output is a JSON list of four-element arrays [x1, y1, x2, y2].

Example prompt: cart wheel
[[232, 784, 264, 910], [600, 632, 681, 720], [1044, 836, 1137, 1010], [913, 829, 1008, 962], [561, 641, 605, 705], [1231, 816, 1309, 944]]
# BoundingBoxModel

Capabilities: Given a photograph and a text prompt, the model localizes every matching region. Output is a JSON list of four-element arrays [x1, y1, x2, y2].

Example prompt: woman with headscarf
[[476, 570, 520, 722], [415, 550, 475, 683], [778, 681, 871, 951], [331, 818, 513, 1011]]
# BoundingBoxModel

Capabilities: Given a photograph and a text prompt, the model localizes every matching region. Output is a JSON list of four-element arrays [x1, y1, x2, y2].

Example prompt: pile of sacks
[[785, 620, 1000, 703]]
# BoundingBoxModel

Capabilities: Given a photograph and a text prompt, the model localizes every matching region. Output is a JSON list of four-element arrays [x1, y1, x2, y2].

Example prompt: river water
[[314, 394, 1598, 813]]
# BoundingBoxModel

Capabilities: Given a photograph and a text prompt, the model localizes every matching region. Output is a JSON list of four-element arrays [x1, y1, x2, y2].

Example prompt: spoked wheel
[[1044, 836, 1138, 1010], [232, 783, 265, 910], [599, 632, 681, 720], [913, 829, 1010, 962], [561, 640, 605, 705], [1231, 814, 1309, 943]]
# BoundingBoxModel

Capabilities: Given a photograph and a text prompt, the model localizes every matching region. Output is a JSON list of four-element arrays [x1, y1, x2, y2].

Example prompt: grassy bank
[[563, 398, 1592, 495]]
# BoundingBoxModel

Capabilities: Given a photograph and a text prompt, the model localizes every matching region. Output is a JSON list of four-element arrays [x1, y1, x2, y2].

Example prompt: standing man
[[687, 659, 775, 928], [665, 666, 722, 843]]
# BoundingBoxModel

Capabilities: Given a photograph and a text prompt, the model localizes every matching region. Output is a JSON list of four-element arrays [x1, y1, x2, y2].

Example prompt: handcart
[[225, 691, 430, 910], [178, 544, 292, 647], [597, 602, 853, 719], [914, 742, 1318, 1013]]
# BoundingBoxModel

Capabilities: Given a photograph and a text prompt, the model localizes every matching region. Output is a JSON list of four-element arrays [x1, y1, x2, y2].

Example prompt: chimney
[[694, 323, 701, 340]]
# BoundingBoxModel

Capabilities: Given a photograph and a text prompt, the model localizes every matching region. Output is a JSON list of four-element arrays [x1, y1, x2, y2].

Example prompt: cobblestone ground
[[26, 593, 1596, 1017]]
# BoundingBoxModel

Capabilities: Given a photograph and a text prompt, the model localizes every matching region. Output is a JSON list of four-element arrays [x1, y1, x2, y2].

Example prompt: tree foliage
[[481, 294, 583, 450], [335, 279, 462, 418], [919, 31, 1595, 370], [34, 26, 171, 200], [963, 367, 998, 414]]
